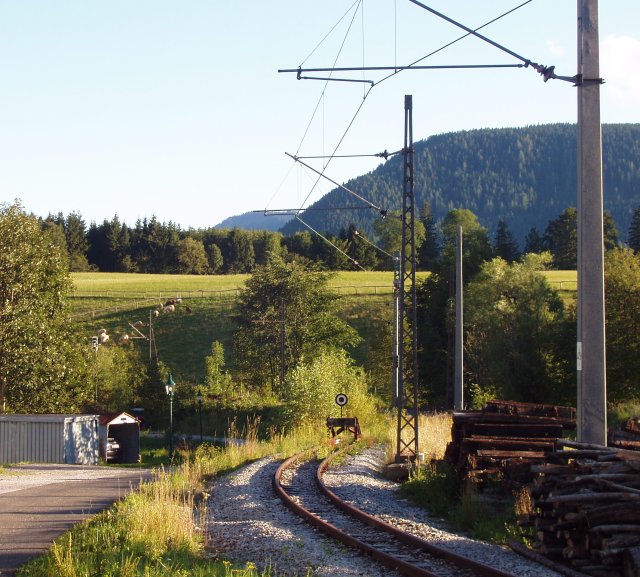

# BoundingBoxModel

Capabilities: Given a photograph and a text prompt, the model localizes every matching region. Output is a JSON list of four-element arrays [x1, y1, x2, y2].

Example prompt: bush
[[280, 348, 376, 429]]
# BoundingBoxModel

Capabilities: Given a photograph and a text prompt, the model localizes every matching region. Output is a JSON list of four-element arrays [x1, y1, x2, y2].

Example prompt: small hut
[[99, 412, 141, 463]]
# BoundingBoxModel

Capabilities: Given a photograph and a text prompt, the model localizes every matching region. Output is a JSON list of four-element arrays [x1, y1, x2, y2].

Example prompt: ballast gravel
[[205, 445, 562, 577]]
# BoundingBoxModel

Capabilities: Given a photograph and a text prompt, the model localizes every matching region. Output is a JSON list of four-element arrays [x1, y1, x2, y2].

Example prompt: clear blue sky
[[1, 1, 638, 229]]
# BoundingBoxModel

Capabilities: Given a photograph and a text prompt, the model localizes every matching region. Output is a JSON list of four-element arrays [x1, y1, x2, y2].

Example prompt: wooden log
[[602, 534, 640, 550], [587, 503, 640, 526], [596, 479, 640, 495], [508, 540, 595, 577], [465, 435, 556, 448], [622, 419, 640, 435], [622, 546, 640, 577], [477, 449, 546, 459], [557, 439, 614, 451], [609, 439, 640, 451], [473, 422, 563, 438], [576, 474, 640, 484], [554, 450, 620, 460], [600, 449, 640, 463], [590, 525, 640, 534], [542, 492, 640, 505], [577, 566, 623, 577], [484, 399, 576, 419], [532, 463, 574, 475]]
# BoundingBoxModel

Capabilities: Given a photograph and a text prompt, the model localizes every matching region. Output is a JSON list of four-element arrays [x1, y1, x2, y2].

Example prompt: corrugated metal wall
[[0, 416, 98, 465]]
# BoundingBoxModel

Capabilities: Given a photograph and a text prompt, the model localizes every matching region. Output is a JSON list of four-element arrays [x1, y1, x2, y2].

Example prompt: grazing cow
[[164, 304, 175, 313], [98, 332, 109, 344], [118, 334, 130, 344], [185, 306, 192, 314]]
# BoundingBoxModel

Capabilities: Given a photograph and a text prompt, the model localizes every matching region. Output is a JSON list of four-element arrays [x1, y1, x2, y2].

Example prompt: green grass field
[[70, 270, 576, 384]]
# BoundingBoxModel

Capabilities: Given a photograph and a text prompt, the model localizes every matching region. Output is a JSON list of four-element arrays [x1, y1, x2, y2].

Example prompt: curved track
[[273, 450, 525, 577]]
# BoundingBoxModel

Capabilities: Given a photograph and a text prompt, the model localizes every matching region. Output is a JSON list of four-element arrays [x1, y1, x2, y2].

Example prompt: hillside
[[278, 123, 640, 243], [215, 211, 290, 231]]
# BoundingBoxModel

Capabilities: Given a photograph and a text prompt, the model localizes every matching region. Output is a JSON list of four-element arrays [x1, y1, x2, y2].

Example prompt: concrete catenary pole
[[454, 225, 464, 411], [577, 0, 607, 444]]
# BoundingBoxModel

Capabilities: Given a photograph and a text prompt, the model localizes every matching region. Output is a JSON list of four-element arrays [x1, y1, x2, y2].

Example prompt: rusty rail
[[274, 449, 526, 577]]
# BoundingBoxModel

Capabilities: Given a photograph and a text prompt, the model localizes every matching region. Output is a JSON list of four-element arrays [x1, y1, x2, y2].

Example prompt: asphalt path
[[0, 465, 153, 576]]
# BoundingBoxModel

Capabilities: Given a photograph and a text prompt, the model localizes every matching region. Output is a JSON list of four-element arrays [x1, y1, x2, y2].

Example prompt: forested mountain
[[215, 211, 289, 231], [279, 124, 640, 243]]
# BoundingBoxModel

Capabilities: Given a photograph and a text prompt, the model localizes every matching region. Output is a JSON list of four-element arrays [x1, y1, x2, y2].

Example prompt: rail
[[274, 448, 526, 577]]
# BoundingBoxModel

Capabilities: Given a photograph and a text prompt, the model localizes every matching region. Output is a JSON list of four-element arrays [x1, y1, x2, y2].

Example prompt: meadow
[[70, 270, 577, 385]]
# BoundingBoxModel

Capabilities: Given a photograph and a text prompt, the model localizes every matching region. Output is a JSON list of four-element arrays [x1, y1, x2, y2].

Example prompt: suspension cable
[[295, 215, 365, 271], [354, 230, 397, 260], [406, 0, 575, 83], [286, 152, 386, 216]]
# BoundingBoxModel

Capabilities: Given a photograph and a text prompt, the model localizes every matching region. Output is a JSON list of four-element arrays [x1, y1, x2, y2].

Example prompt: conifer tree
[[628, 206, 640, 252], [493, 219, 520, 263]]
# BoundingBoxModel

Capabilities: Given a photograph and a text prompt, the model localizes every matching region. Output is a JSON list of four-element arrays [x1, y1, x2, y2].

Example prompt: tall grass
[[19, 413, 387, 577], [385, 412, 452, 463]]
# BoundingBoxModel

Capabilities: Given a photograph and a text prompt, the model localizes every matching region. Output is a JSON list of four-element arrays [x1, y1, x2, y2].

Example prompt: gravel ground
[[0, 463, 148, 495], [205, 445, 563, 577]]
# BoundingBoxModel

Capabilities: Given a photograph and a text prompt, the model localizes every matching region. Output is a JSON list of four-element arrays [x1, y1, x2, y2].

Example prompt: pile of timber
[[609, 418, 640, 451], [527, 439, 640, 577], [444, 400, 576, 487]]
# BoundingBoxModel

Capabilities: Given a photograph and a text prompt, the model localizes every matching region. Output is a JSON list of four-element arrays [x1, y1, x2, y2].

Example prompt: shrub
[[280, 348, 376, 429]]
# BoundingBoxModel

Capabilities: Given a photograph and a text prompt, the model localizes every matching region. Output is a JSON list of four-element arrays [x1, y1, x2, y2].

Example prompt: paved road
[[0, 465, 153, 576]]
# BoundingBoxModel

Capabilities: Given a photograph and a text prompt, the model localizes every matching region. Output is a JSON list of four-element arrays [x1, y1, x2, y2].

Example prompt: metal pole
[[396, 94, 419, 463], [392, 253, 400, 407], [577, 0, 606, 444], [280, 297, 286, 387], [198, 398, 203, 442], [454, 225, 464, 411], [169, 393, 174, 457]]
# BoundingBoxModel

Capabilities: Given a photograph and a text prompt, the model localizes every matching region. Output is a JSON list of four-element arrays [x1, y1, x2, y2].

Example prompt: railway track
[[273, 449, 527, 577]]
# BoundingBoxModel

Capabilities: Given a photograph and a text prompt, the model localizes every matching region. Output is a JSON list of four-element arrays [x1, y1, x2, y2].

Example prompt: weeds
[[17, 417, 373, 577]]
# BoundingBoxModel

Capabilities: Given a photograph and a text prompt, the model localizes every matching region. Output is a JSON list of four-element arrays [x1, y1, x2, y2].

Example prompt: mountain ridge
[[270, 123, 639, 243]]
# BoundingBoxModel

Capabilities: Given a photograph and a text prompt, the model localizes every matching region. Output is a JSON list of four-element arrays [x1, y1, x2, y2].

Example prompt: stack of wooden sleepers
[[526, 439, 640, 577], [609, 418, 640, 451], [444, 400, 576, 487]]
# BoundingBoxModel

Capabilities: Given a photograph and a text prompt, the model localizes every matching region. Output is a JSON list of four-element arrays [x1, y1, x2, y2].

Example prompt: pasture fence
[[70, 285, 395, 320], [71, 280, 576, 320]]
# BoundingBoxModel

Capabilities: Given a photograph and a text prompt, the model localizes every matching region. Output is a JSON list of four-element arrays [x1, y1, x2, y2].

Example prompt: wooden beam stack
[[444, 400, 576, 487], [527, 439, 640, 577]]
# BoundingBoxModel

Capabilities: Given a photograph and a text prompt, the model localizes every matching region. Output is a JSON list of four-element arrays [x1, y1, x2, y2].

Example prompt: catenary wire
[[296, 0, 363, 155], [294, 215, 365, 271], [405, 0, 571, 83]]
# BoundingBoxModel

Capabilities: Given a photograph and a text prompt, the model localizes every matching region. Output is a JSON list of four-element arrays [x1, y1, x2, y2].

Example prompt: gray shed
[[0, 414, 99, 465]]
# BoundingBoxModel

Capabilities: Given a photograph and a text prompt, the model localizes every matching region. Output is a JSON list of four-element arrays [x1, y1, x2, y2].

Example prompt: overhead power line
[[407, 0, 576, 83], [285, 152, 389, 218], [294, 215, 365, 271], [279, 63, 525, 85]]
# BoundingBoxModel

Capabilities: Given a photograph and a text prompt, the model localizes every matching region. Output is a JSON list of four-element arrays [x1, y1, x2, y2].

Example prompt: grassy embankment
[[70, 271, 428, 385], [70, 270, 575, 385], [20, 408, 453, 577]]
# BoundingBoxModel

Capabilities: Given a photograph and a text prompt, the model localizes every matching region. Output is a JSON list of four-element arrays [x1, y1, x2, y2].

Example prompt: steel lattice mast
[[396, 95, 419, 463]]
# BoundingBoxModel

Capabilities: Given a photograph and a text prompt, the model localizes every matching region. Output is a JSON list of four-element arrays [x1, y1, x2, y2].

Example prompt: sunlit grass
[[18, 412, 388, 577], [385, 412, 452, 464]]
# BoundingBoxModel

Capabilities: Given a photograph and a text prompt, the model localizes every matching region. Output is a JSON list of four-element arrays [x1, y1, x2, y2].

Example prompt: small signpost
[[327, 393, 361, 441], [335, 393, 348, 417]]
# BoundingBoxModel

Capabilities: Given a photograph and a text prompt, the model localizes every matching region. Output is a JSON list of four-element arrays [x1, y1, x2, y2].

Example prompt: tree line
[[4, 200, 640, 422], [42, 201, 640, 275]]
